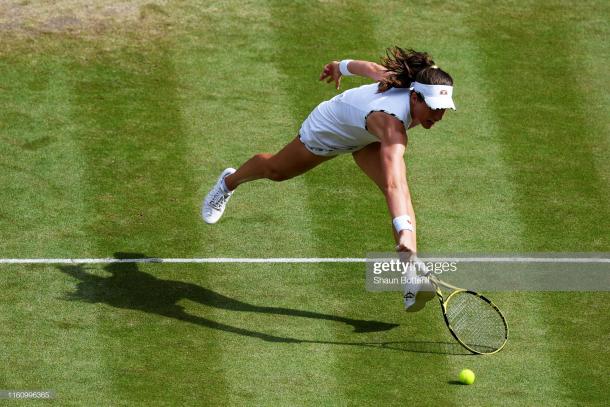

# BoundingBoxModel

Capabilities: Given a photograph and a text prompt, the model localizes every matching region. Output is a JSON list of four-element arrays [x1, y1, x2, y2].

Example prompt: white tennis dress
[[299, 83, 412, 156]]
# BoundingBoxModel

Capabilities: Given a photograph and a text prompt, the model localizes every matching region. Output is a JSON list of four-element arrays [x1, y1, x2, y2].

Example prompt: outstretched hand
[[395, 230, 416, 255], [319, 61, 342, 90]]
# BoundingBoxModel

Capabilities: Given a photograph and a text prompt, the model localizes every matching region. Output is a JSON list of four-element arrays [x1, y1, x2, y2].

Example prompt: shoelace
[[208, 189, 230, 211]]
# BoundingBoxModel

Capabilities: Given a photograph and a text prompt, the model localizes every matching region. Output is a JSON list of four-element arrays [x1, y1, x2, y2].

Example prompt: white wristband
[[339, 59, 354, 76], [393, 215, 414, 233]]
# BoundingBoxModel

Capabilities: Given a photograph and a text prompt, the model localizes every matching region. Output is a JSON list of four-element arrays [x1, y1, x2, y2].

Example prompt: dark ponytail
[[378, 46, 453, 93]]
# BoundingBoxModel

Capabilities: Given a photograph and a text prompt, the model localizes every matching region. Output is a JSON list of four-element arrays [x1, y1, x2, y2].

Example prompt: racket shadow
[[299, 339, 471, 355]]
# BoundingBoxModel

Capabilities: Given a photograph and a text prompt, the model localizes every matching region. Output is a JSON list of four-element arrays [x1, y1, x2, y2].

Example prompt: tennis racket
[[413, 258, 509, 355]]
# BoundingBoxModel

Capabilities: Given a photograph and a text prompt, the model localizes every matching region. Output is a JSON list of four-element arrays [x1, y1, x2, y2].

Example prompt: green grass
[[0, 0, 608, 405]]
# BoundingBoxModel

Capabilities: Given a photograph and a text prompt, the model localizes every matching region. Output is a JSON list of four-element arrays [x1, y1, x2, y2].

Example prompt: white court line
[[0, 257, 608, 264]]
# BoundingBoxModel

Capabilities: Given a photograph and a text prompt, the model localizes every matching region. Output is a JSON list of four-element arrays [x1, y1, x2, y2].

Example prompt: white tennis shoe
[[403, 256, 435, 312], [202, 168, 236, 224], [404, 290, 417, 309]]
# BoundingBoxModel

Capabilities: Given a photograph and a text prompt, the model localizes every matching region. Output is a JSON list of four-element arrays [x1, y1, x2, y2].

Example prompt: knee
[[254, 153, 274, 162]]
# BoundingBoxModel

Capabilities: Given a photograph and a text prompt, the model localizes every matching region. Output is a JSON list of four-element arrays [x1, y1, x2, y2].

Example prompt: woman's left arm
[[319, 60, 390, 90]]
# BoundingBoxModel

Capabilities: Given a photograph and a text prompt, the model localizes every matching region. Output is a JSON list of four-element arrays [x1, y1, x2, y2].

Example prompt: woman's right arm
[[319, 60, 391, 89], [365, 112, 417, 254]]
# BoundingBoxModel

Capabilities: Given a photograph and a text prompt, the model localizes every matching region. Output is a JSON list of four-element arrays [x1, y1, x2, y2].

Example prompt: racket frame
[[427, 273, 509, 355]]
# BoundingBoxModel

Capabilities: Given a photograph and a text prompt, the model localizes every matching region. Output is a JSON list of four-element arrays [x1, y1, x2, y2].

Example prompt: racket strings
[[445, 292, 507, 353]]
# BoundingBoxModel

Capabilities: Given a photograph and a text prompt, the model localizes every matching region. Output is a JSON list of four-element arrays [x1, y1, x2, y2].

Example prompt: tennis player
[[202, 47, 455, 310]]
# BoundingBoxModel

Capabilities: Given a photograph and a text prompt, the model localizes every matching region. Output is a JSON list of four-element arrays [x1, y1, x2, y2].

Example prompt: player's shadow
[[56, 252, 399, 344]]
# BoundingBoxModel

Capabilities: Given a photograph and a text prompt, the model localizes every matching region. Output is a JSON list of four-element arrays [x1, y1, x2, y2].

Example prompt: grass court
[[0, 1, 608, 405]]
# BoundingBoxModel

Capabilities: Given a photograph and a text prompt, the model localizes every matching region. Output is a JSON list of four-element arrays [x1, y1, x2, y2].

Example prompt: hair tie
[[430, 65, 439, 69]]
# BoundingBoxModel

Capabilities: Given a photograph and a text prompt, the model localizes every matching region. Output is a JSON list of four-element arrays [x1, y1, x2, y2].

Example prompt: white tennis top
[[299, 83, 412, 156]]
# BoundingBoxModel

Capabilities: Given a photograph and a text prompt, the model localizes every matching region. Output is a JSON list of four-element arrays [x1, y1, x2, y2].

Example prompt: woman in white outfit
[[202, 47, 455, 309]]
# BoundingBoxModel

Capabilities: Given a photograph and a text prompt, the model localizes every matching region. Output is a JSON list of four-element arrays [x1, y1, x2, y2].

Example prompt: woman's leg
[[224, 136, 333, 190]]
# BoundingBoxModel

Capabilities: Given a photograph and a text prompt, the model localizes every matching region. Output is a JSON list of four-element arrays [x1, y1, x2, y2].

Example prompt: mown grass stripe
[[72, 45, 202, 256], [173, 1, 338, 404], [472, 1, 609, 403], [574, 2, 610, 192], [447, 3, 568, 403], [473, 2, 609, 252], [0, 51, 111, 405], [0, 48, 90, 257], [68, 25, 230, 403]]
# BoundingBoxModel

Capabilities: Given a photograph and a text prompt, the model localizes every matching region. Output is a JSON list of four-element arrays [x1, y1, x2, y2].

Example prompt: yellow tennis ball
[[459, 369, 475, 385]]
